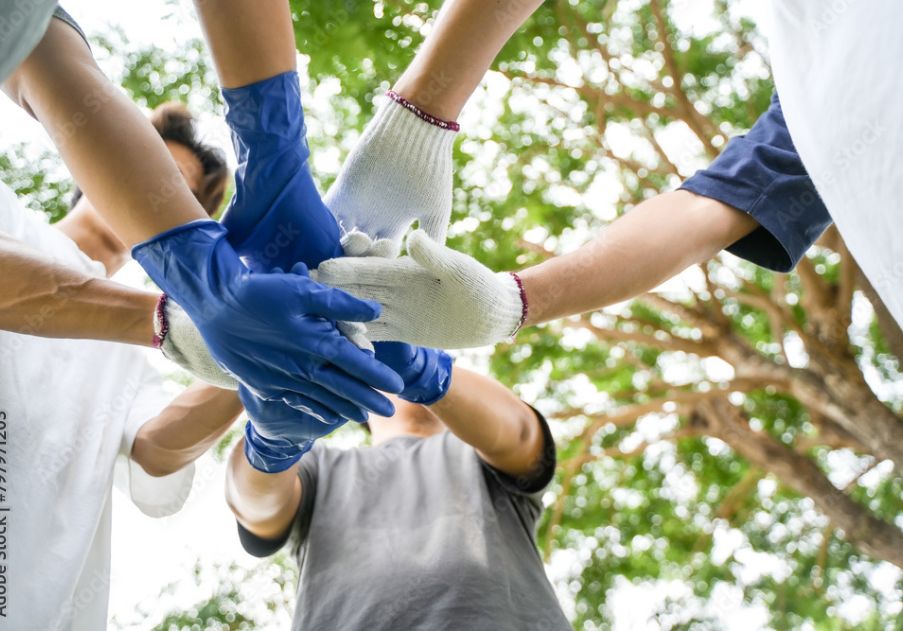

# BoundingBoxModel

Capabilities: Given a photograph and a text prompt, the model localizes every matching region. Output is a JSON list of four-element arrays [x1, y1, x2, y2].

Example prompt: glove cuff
[[243, 421, 311, 474], [131, 219, 228, 300], [385, 90, 460, 131], [159, 299, 238, 390], [360, 95, 458, 176], [399, 349, 454, 405], [489, 272, 529, 340]]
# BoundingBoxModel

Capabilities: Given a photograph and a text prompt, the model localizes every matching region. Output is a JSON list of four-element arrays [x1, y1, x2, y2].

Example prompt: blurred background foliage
[[2, 0, 901, 629]]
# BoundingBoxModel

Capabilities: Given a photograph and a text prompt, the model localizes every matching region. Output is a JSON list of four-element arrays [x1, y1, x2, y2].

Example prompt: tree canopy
[[2, 1, 900, 629]]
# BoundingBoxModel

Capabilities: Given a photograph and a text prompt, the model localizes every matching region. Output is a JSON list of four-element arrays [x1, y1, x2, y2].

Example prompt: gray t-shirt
[[0, 0, 57, 82], [238, 412, 571, 631]]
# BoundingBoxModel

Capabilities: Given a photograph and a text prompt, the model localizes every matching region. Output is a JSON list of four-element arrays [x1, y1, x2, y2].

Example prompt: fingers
[[314, 333, 404, 396], [312, 364, 398, 418], [316, 255, 413, 289], [298, 282, 383, 322], [337, 321, 375, 353], [405, 229, 452, 277], [368, 238, 400, 259], [281, 384, 369, 424], [340, 230, 374, 257], [340, 230, 401, 259]]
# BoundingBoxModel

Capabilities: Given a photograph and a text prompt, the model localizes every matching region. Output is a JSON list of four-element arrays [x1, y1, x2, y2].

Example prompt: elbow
[[130, 433, 184, 478], [515, 401, 540, 448]]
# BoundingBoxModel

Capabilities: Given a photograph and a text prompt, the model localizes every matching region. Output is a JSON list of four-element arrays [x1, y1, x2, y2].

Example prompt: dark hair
[[70, 102, 229, 215]]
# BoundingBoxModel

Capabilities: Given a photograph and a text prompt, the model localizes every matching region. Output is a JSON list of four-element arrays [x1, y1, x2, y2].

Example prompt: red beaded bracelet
[[510, 272, 529, 335], [386, 90, 461, 132], [152, 293, 169, 349]]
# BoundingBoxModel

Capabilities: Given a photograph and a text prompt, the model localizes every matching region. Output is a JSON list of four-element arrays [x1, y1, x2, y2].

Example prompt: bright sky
[[3, 1, 898, 629]]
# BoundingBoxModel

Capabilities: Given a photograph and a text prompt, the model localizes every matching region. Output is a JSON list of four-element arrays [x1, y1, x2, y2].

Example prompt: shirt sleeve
[[52, 6, 91, 51], [235, 444, 321, 558], [118, 358, 196, 518], [679, 92, 833, 272], [479, 406, 557, 499]]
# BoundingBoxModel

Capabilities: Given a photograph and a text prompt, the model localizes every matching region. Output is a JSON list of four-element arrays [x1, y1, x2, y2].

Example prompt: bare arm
[[0, 232, 157, 345], [394, 0, 544, 119], [429, 366, 544, 477], [131, 384, 244, 477], [192, 0, 297, 88], [2, 20, 208, 246], [519, 190, 759, 325], [225, 437, 302, 539]]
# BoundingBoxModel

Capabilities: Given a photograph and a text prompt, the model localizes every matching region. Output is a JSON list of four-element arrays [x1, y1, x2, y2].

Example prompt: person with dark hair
[[68, 101, 229, 216], [61, 101, 229, 273]]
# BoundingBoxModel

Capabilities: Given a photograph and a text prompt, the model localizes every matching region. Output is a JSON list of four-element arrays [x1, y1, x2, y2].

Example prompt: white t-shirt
[[0, 182, 195, 630], [769, 1, 903, 326]]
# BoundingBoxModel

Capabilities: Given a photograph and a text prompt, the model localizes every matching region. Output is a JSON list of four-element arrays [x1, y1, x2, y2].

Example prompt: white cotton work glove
[[328, 230, 396, 352], [153, 296, 237, 389], [324, 91, 458, 252], [315, 230, 528, 349]]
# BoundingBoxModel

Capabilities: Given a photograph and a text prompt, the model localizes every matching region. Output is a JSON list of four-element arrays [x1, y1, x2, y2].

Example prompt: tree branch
[[695, 398, 903, 568]]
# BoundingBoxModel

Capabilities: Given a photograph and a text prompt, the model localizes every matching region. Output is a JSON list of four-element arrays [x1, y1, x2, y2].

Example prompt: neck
[[56, 202, 128, 276], [369, 402, 444, 445]]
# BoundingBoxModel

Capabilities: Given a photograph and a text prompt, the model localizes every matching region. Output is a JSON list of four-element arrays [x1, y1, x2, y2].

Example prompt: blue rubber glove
[[221, 71, 342, 273], [239, 385, 349, 473], [374, 342, 453, 405], [132, 221, 403, 420]]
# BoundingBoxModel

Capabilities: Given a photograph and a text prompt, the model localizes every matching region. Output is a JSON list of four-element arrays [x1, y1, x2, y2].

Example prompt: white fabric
[[316, 229, 524, 349], [769, 0, 903, 326], [0, 182, 194, 631], [161, 300, 239, 390], [0, 0, 57, 82], [324, 97, 457, 251]]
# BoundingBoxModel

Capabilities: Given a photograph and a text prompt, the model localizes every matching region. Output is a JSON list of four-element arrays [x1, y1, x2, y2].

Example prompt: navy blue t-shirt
[[680, 92, 832, 272]]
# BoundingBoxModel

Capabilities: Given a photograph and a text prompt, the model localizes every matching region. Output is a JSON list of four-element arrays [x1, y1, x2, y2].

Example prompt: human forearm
[[193, 0, 296, 88], [0, 232, 157, 345], [3, 20, 207, 245], [394, 0, 544, 118], [131, 384, 244, 477], [429, 366, 542, 476], [225, 437, 302, 539], [519, 190, 759, 325]]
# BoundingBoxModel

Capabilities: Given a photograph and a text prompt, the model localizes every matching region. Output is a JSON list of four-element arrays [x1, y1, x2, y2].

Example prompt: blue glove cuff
[[130, 219, 229, 303], [243, 421, 312, 474], [401, 350, 454, 406]]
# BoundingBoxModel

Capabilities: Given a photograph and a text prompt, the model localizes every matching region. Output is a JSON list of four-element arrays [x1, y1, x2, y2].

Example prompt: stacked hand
[[324, 92, 458, 254], [331, 230, 455, 405], [317, 229, 527, 350], [133, 221, 403, 423], [145, 82, 470, 472]]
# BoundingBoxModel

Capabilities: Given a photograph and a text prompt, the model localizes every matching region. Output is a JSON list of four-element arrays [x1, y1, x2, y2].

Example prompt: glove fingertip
[[406, 229, 441, 270]]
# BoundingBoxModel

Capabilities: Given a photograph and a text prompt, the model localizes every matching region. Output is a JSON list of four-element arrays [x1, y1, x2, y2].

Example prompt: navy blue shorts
[[680, 92, 832, 272]]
